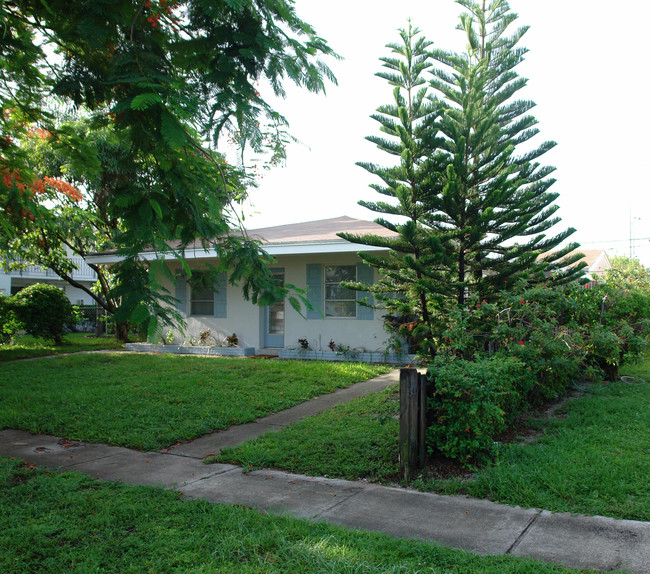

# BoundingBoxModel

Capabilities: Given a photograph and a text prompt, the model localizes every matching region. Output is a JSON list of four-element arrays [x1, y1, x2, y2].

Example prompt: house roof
[[86, 216, 397, 264], [561, 249, 612, 275], [246, 216, 398, 246]]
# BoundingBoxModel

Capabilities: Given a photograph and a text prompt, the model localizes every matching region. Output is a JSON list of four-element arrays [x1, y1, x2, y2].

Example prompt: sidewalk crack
[[310, 486, 366, 520], [506, 511, 541, 554]]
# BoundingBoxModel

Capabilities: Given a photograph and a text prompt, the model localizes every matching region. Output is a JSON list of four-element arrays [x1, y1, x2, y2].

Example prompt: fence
[[72, 305, 112, 335]]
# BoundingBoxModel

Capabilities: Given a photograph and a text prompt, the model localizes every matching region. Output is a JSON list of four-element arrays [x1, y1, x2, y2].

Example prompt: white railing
[[69, 257, 97, 280], [3, 257, 97, 281]]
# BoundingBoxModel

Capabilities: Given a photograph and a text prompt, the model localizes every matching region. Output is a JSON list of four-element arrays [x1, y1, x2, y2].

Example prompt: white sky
[[240, 0, 650, 266]]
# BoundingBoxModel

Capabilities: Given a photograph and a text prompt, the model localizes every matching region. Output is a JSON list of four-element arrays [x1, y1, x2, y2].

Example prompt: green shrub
[[426, 354, 534, 465], [438, 282, 650, 389], [427, 279, 650, 464], [0, 292, 21, 345], [12, 283, 74, 344]]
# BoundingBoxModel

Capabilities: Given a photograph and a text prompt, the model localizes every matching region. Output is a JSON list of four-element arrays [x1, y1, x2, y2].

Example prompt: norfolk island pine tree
[[340, 0, 586, 358]]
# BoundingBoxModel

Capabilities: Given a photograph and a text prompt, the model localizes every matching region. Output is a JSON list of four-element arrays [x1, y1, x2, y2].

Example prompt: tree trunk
[[115, 321, 130, 343]]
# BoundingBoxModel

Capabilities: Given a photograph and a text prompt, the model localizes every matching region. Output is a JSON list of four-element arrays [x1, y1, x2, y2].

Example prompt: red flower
[[520, 299, 525, 304], [518, 340, 525, 345]]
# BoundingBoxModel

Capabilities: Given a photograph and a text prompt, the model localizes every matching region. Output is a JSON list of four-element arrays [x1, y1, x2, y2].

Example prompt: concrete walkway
[[1, 370, 649, 573]]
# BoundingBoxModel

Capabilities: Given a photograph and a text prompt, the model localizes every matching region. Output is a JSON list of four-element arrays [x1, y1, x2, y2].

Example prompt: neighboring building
[[0, 253, 97, 305], [88, 216, 398, 353], [574, 249, 612, 279], [557, 249, 612, 285]]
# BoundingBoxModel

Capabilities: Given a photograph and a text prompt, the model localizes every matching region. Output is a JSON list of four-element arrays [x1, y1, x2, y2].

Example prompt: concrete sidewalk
[[1, 371, 649, 573]]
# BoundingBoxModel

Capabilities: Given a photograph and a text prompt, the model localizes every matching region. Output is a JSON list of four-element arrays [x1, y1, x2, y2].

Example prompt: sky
[[240, 0, 650, 266]]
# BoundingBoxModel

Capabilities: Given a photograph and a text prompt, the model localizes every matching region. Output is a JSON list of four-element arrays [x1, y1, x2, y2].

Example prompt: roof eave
[[85, 241, 388, 264]]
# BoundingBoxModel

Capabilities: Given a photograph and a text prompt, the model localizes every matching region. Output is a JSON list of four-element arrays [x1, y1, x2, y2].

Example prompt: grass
[[211, 358, 650, 522], [0, 456, 587, 574], [0, 332, 125, 362], [212, 386, 400, 482], [420, 374, 650, 521], [0, 354, 391, 451]]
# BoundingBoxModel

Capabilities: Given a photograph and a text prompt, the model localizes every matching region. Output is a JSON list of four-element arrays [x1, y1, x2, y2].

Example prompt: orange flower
[[43, 177, 83, 201]]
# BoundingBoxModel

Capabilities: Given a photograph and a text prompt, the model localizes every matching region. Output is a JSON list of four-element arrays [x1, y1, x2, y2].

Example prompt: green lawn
[[0, 333, 125, 362], [0, 457, 586, 574], [424, 373, 650, 521], [212, 386, 401, 482], [0, 354, 391, 450], [213, 358, 650, 522]]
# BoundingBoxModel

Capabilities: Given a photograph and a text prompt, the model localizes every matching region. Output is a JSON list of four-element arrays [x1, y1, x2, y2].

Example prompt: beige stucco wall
[[163, 252, 392, 352], [279, 252, 391, 353]]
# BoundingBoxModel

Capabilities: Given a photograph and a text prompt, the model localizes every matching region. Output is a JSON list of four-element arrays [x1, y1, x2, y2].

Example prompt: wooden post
[[418, 370, 427, 467], [399, 368, 427, 483]]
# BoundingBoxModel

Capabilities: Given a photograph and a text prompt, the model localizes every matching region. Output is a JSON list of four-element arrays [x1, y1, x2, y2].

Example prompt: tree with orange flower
[[1, 0, 337, 339]]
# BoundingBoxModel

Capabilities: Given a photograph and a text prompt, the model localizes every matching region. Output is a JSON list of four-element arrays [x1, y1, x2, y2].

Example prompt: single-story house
[[87, 216, 399, 354]]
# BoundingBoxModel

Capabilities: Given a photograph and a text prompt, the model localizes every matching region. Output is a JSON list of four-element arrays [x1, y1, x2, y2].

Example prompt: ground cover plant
[[212, 357, 650, 522], [0, 354, 391, 451], [0, 456, 587, 574], [0, 333, 125, 362]]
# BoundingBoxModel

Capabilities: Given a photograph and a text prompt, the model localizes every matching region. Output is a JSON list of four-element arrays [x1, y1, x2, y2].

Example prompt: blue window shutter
[[356, 263, 374, 321], [213, 273, 227, 318], [175, 274, 187, 316], [306, 264, 323, 320]]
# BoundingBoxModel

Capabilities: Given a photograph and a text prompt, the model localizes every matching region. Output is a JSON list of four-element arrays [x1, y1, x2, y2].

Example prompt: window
[[306, 263, 374, 321], [324, 265, 356, 318], [190, 273, 214, 316], [176, 271, 227, 318]]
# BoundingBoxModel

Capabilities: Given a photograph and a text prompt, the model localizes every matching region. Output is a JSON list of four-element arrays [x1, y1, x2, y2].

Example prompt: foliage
[[0, 292, 20, 345], [2, 122, 140, 342], [426, 354, 534, 464], [10, 283, 74, 344], [426, 279, 650, 462], [438, 281, 650, 384], [428, 0, 584, 297], [605, 255, 650, 292], [0, 0, 338, 339], [225, 333, 239, 347], [0, 354, 391, 451], [0, 459, 578, 574], [342, 1, 583, 363]]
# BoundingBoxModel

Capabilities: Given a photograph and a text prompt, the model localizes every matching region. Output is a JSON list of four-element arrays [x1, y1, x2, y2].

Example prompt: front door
[[263, 269, 285, 348]]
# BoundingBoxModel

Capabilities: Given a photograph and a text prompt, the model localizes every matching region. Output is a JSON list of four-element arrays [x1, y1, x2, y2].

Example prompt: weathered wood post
[[95, 306, 104, 336], [399, 368, 427, 483]]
